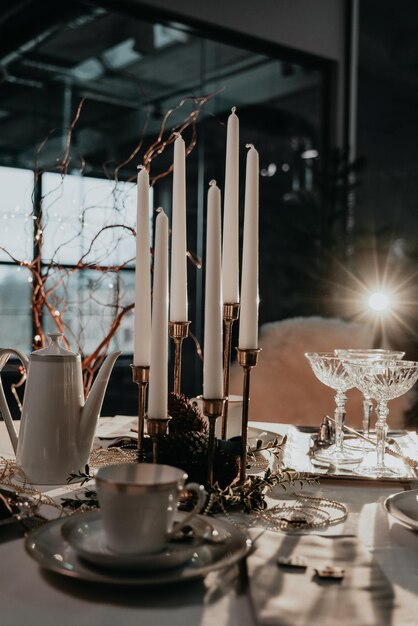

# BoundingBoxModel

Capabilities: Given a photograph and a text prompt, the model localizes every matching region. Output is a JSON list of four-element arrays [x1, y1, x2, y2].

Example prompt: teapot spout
[[80, 351, 121, 445]]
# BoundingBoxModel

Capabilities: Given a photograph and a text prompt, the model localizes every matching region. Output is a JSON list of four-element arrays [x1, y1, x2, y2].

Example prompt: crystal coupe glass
[[305, 352, 362, 465], [335, 349, 405, 446], [343, 359, 418, 477]]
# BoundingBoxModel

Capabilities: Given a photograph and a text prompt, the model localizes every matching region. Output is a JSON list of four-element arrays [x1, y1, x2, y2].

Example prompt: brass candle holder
[[169, 321, 190, 395], [130, 364, 150, 462], [202, 397, 225, 485], [221, 302, 240, 439], [146, 415, 171, 463], [236, 348, 261, 482]]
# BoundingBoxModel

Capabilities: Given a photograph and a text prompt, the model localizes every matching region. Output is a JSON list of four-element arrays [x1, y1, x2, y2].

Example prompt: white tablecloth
[[1, 419, 418, 626]]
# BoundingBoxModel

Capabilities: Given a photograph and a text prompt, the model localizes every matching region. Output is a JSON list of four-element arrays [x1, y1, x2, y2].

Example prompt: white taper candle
[[203, 180, 224, 399], [170, 134, 188, 322], [222, 107, 240, 304], [133, 166, 152, 366], [239, 145, 259, 349], [148, 209, 169, 418]]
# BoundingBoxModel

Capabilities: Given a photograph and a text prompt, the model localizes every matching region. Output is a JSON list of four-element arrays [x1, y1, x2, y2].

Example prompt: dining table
[[1, 416, 418, 626]]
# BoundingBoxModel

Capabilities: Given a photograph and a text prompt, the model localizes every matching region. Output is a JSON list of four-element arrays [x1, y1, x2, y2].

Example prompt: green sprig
[[206, 467, 319, 515], [61, 489, 98, 510], [66, 465, 93, 486]]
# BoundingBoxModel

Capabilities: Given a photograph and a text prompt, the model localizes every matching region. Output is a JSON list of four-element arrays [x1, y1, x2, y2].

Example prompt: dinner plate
[[247, 427, 283, 449], [384, 489, 418, 531], [25, 513, 250, 586], [61, 511, 206, 571]]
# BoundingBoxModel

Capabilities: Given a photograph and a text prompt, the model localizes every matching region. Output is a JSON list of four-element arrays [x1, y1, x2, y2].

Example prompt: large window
[[41, 172, 140, 354], [0, 167, 34, 351], [0, 166, 152, 354], [0, 2, 328, 402]]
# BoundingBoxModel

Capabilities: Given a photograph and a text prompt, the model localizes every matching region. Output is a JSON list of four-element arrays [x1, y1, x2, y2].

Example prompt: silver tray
[[25, 513, 251, 586], [280, 426, 418, 484]]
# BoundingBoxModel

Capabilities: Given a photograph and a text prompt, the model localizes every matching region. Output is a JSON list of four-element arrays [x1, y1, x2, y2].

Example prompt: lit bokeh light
[[368, 292, 391, 312], [319, 237, 418, 349]]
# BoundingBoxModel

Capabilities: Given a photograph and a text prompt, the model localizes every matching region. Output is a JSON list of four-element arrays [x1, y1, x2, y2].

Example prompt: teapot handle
[[0, 349, 29, 453]]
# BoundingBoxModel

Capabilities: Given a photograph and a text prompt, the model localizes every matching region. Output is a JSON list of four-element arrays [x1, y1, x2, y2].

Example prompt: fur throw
[[230, 316, 414, 429]]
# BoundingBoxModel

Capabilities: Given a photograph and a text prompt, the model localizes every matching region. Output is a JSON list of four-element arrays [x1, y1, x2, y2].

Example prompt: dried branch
[[58, 98, 86, 174], [2, 90, 215, 399], [143, 89, 222, 184], [189, 330, 203, 362]]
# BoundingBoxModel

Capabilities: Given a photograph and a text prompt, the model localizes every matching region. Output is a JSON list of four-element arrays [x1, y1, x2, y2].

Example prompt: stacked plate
[[384, 490, 418, 531], [25, 511, 251, 586]]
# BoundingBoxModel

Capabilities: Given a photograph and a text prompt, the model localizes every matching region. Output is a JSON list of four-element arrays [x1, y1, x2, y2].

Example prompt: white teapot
[[0, 334, 121, 484]]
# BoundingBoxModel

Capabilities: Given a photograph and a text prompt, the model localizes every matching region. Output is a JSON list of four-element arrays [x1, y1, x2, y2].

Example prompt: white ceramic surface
[[0, 334, 120, 484], [384, 489, 418, 531], [193, 394, 243, 438], [247, 426, 283, 448], [25, 514, 250, 586], [95, 463, 206, 554], [61, 511, 199, 570]]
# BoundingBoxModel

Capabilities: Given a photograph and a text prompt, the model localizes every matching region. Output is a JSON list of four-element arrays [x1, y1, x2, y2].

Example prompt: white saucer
[[25, 513, 250, 586], [61, 511, 200, 571], [384, 489, 418, 531]]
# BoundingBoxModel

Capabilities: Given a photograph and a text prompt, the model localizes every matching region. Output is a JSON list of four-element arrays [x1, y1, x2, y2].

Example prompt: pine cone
[[157, 431, 239, 488], [140, 393, 239, 488], [157, 430, 208, 484], [168, 392, 208, 435], [213, 448, 240, 489]]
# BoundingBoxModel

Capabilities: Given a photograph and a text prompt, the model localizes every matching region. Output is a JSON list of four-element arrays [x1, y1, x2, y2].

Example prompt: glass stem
[[334, 391, 347, 453], [362, 396, 373, 438], [376, 401, 389, 469]]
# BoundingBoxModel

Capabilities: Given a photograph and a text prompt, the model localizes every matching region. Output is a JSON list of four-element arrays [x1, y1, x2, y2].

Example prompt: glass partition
[[0, 3, 328, 405]]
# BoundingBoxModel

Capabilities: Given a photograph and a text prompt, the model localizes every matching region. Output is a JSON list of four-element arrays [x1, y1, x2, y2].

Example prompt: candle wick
[[231, 106, 237, 114], [137, 164, 146, 171], [246, 143, 254, 150], [173, 131, 181, 138], [156, 207, 164, 214], [209, 179, 217, 187]]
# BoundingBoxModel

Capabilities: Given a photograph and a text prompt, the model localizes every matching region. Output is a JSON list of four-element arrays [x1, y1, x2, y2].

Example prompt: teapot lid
[[31, 334, 78, 359]]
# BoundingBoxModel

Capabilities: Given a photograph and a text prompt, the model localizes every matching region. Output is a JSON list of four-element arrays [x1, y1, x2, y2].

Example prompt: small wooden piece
[[314, 565, 345, 580], [277, 556, 307, 570]]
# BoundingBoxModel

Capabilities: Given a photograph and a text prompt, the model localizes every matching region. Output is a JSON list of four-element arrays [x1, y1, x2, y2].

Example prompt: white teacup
[[192, 395, 243, 438], [95, 463, 206, 555]]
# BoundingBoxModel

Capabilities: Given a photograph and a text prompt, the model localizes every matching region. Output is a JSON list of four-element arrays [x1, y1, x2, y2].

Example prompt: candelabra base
[[146, 415, 172, 463], [222, 303, 240, 440], [169, 321, 190, 396], [130, 364, 150, 463], [236, 348, 261, 482], [202, 397, 225, 485]]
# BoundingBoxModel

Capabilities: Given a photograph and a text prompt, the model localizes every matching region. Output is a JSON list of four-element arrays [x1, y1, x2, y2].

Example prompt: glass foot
[[355, 464, 402, 478], [313, 444, 362, 465], [343, 436, 375, 451]]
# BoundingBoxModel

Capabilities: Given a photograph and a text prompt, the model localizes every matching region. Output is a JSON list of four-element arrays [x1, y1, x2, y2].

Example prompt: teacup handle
[[170, 482, 207, 535]]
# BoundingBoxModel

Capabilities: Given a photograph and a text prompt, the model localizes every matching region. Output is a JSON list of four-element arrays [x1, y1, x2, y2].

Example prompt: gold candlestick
[[236, 348, 261, 482], [169, 321, 190, 395], [222, 302, 240, 439], [146, 415, 171, 463], [130, 365, 150, 462], [202, 397, 225, 485]]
